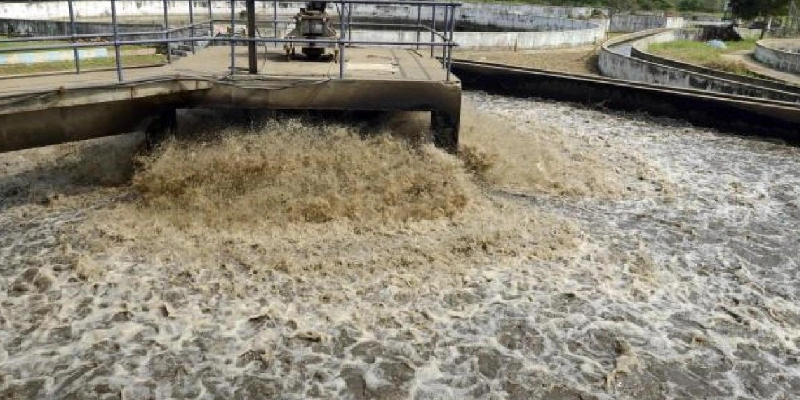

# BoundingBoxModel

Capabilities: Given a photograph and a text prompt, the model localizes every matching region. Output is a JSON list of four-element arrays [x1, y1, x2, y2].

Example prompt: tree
[[605, 0, 639, 18], [729, 0, 790, 37]]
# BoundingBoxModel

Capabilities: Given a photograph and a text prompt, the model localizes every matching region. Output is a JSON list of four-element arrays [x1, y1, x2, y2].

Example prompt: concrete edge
[[452, 59, 800, 144], [628, 38, 800, 93], [754, 39, 800, 74], [454, 57, 800, 108], [598, 29, 800, 103], [0, 76, 462, 153]]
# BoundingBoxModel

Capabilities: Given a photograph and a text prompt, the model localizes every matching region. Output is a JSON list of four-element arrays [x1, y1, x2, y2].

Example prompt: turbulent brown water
[[1, 92, 799, 400]]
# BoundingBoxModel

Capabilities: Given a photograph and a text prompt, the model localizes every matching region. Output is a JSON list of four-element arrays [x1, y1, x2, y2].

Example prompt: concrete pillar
[[431, 110, 459, 153], [145, 108, 178, 148], [246, 0, 257, 74]]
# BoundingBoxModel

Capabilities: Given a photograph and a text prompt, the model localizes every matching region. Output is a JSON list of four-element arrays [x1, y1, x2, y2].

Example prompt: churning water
[[0, 92, 798, 400]]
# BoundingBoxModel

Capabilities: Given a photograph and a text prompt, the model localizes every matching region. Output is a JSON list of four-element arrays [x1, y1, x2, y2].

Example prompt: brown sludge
[[84, 108, 597, 283], [0, 103, 668, 399]]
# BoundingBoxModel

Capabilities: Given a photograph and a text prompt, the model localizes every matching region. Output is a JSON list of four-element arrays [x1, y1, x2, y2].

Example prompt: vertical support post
[[441, 5, 448, 63], [68, 0, 80, 74], [110, 0, 123, 82], [163, 0, 171, 63], [208, 0, 214, 41], [230, 0, 235, 74], [430, 5, 435, 57], [247, 0, 257, 74], [446, 3, 454, 82], [273, 0, 278, 47], [416, 4, 421, 50], [145, 108, 178, 148], [347, 3, 353, 42], [189, 0, 196, 53], [431, 109, 459, 154], [339, 0, 345, 78]]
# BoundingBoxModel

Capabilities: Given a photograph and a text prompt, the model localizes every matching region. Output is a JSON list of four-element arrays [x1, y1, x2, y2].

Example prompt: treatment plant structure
[[0, 0, 462, 153], [1, 1, 800, 153]]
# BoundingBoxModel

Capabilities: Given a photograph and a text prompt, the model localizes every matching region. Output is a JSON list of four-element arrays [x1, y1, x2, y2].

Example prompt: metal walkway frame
[[0, 0, 461, 82]]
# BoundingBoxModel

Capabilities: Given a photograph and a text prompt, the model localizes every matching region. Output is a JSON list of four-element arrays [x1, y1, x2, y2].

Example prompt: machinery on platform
[[284, 1, 339, 61]]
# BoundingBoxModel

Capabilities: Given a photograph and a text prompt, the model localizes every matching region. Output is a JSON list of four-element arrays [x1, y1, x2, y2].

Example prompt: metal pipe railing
[[163, 0, 171, 63], [2, 36, 457, 49], [189, 0, 195, 54], [446, 2, 454, 81], [0, 19, 446, 49], [339, 0, 346, 78], [0, 23, 209, 47], [416, 4, 421, 51], [230, 0, 236, 74], [110, 0, 123, 81], [209, 0, 215, 39], [67, 0, 79, 74], [347, 3, 353, 43], [441, 4, 448, 62], [430, 4, 436, 57], [273, 0, 278, 47], [1, 0, 461, 83]]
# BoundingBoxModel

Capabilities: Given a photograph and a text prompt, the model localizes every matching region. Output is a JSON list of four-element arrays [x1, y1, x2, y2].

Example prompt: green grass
[[0, 54, 166, 76], [0, 35, 164, 75], [648, 39, 759, 76]]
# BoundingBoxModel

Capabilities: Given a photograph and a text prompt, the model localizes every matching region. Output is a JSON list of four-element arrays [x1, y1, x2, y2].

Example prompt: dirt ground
[[455, 45, 602, 76]]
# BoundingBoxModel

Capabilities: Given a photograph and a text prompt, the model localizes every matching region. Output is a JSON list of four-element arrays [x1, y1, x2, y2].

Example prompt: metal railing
[[0, 0, 461, 82]]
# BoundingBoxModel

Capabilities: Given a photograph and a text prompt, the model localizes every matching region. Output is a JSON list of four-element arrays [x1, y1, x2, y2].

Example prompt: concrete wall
[[630, 34, 800, 94], [453, 27, 604, 49], [598, 30, 800, 103], [0, 2, 603, 20], [609, 15, 684, 33], [349, 26, 604, 50], [1, 18, 162, 38], [453, 60, 800, 144], [754, 39, 800, 74], [0, 2, 609, 50]]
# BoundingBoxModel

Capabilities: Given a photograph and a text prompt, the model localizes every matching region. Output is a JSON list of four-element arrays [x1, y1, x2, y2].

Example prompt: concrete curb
[[598, 29, 800, 103], [754, 39, 800, 74]]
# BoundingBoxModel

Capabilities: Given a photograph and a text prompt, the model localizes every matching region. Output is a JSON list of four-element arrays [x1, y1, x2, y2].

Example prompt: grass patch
[[0, 54, 166, 76], [648, 39, 759, 76]]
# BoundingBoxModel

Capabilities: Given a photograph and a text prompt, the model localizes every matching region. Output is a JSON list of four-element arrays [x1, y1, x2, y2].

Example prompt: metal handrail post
[[347, 4, 353, 42], [416, 4, 421, 50], [430, 5, 435, 57], [189, 0, 196, 53], [209, 0, 214, 40], [230, 0, 235, 74], [441, 5, 447, 63], [446, 3, 454, 81], [247, 0, 257, 73], [274, 0, 278, 47], [110, 0, 123, 82], [67, 0, 80, 74], [339, 0, 345, 78], [163, 0, 171, 63]]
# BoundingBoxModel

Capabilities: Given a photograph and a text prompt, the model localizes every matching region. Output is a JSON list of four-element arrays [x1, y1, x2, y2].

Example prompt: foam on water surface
[[1, 93, 799, 400]]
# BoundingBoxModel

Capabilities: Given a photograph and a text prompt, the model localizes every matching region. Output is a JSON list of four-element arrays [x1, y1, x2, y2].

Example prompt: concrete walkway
[[0, 45, 450, 96], [722, 50, 800, 86]]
